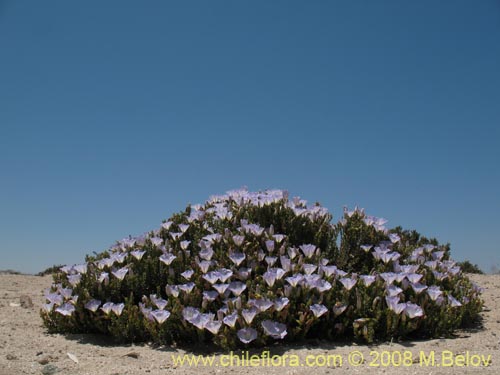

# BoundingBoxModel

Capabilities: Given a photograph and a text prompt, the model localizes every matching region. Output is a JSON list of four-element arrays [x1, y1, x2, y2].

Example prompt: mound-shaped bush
[[41, 189, 483, 348]]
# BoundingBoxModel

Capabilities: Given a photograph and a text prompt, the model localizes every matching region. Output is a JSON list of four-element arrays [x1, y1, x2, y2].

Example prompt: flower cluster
[[41, 189, 483, 348]]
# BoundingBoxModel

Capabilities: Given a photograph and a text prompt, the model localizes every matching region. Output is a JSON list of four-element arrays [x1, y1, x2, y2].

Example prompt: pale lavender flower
[[410, 283, 428, 294], [180, 240, 191, 250], [299, 244, 316, 258], [432, 271, 447, 281], [232, 235, 245, 247], [203, 271, 220, 284], [400, 265, 420, 274], [321, 265, 337, 277], [310, 304, 328, 318], [199, 247, 214, 261], [130, 250, 146, 260], [150, 237, 163, 247], [274, 297, 290, 311], [97, 258, 114, 270], [273, 234, 286, 243], [385, 296, 406, 314], [111, 252, 127, 264], [279, 255, 292, 272], [360, 275, 377, 287], [181, 270, 194, 280], [59, 287, 73, 299], [432, 250, 445, 261], [213, 283, 229, 294], [101, 302, 114, 315], [151, 309, 171, 324], [386, 285, 403, 297], [448, 295, 462, 307], [228, 281, 246, 296], [251, 299, 274, 312], [237, 327, 258, 344], [287, 247, 299, 260], [265, 256, 277, 267], [205, 320, 222, 334], [178, 224, 190, 233], [237, 267, 251, 280], [218, 268, 233, 282], [55, 303, 75, 316], [179, 282, 195, 294], [424, 260, 438, 269], [261, 320, 287, 339], [303, 263, 317, 275], [360, 245, 373, 252], [161, 221, 173, 230], [427, 285, 443, 301], [340, 277, 357, 291], [404, 303, 424, 318], [169, 232, 183, 240], [380, 272, 397, 285], [98, 272, 109, 284], [314, 279, 332, 292], [111, 267, 129, 281], [203, 290, 218, 302], [406, 273, 423, 284], [60, 265, 73, 274], [112, 303, 125, 316], [223, 312, 238, 328], [229, 252, 246, 266], [150, 295, 168, 310], [242, 307, 259, 324], [197, 260, 212, 274], [389, 233, 401, 244], [257, 250, 266, 262], [41, 302, 54, 313], [159, 253, 176, 266], [182, 306, 201, 323], [332, 303, 347, 316], [84, 299, 101, 312], [74, 263, 88, 274], [265, 240, 275, 252], [165, 285, 180, 298], [67, 274, 81, 286]]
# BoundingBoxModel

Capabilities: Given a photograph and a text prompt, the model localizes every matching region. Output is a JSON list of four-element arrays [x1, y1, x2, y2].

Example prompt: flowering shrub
[[41, 189, 483, 348]]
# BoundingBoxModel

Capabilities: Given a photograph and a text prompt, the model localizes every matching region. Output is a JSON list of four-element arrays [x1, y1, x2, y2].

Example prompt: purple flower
[[229, 252, 246, 266], [265, 240, 275, 253], [385, 296, 406, 314], [405, 273, 423, 284], [360, 275, 377, 287], [279, 256, 292, 272], [97, 258, 114, 270], [242, 307, 259, 324], [314, 279, 332, 293], [111, 267, 129, 281], [178, 224, 190, 233], [251, 299, 274, 312], [410, 283, 428, 294], [169, 232, 183, 240], [321, 265, 337, 277], [197, 260, 212, 274], [237, 267, 252, 280], [273, 234, 286, 243], [159, 253, 176, 266], [41, 302, 54, 313], [165, 285, 180, 298], [73, 263, 88, 274], [274, 297, 290, 311], [360, 245, 373, 252], [179, 282, 195, 294], [287, 247, 299, 260], [55, 303, 75, 316], [203, 291, 219, 302], [386, 285, 403, 297], [303, 264, 317, 275], [285, 273, 304, 287], [150, 237, 163, 247], [223, 312, 239, 328], [205, 320, 222, 334], [427, 285, 443, 301], [150, 295, 168, 310], [265, 256, 277, 267], [98, 272, 109, 284], [448, 295, 462, 307], [130, 250, 146, 260], [203, 271, 220, 285], [199, 247, 214, 261], [59, 287, 73, 299], [389, 233, 400, 244], [299, 244, 316, 258], [310, 304, 328, 318], [161, 221, 173, 230], [404, 303, 424, 318], [340, 277, 357, 291], [84, 299, 101, 313], [228, 281, 247, 296], [212, 283, 229, 294], [182, 307, 201, 323], [111, 303, 125, 316], [181, 270, 194, 280], [237, 327, 258, 344], [101, 302, 114, 315], [151, 309, 171, 324], [380, 272, 397, 285], [232, 235, 245, 247], [261, 320, 287, 339], [67, 274, 81, 287], [180, 240, 191, 250]]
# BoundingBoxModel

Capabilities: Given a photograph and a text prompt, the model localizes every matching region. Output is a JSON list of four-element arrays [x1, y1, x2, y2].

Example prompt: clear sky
[[1, 1, 499, 274]]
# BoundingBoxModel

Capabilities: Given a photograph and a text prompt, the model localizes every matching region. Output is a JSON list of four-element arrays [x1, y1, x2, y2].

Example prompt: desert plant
[[40, 189, 483, 348]]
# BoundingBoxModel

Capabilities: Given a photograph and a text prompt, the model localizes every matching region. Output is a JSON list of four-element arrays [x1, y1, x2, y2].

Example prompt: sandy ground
[[0, 273, 499, 375]]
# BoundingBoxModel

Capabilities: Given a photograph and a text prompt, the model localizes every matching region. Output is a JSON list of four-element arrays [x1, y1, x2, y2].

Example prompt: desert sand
[[0, 273, 498, 375]]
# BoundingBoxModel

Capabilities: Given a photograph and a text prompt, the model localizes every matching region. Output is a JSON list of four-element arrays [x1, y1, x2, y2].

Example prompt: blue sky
[[1, 1, 499, 274]]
